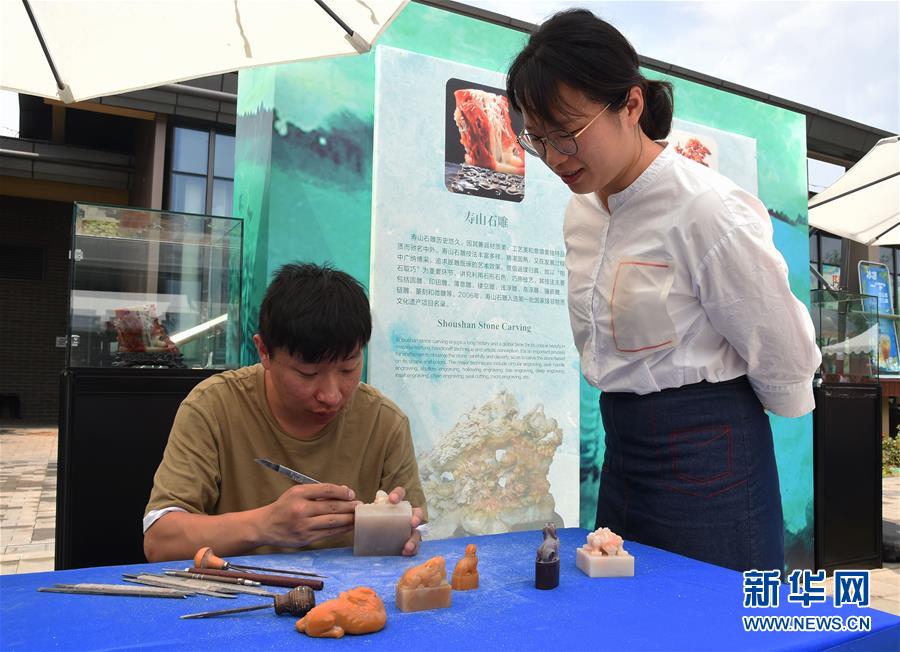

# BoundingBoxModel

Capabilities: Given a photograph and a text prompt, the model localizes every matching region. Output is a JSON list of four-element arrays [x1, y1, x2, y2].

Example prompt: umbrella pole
[[21, 0, 67, 95], [312, 0, 371, 53]]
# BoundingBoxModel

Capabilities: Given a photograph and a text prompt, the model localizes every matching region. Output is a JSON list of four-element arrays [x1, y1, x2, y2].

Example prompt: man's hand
[[387, 486, 424, 556], [260, 483, 361, 549]]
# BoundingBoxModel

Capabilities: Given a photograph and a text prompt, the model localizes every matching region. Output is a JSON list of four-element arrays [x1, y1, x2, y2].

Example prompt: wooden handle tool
[[193, 546, 326, 579], [187, 566, 324, 591], [180, 586, 315, 619]]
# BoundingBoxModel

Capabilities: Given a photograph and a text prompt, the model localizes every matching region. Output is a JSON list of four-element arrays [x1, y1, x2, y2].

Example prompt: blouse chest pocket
[[609, 260, 678, 354]]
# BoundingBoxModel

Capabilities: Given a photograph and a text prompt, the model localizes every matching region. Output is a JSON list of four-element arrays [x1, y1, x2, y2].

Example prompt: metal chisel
[[38, 583, 188, 598]]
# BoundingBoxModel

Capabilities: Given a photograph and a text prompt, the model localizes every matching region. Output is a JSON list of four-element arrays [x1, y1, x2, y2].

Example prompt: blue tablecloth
[[1, 528, 897, 651]]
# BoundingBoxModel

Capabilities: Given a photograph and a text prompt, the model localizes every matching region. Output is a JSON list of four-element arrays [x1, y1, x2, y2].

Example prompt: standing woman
[[506, 9, 820, 573]]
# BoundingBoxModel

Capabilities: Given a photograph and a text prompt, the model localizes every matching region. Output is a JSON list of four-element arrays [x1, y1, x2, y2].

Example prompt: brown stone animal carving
[[295, 586, 386, 638], [537, 522, 559, 562], [451, 544, 479, 590]]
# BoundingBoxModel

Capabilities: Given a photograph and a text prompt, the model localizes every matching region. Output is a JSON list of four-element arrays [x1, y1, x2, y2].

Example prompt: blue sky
[[465, 0, 899, 190]]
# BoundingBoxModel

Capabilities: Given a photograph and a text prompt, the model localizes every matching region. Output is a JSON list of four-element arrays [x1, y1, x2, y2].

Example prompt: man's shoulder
[[351, 383, 409, 423], [184, 364, 263, 407]]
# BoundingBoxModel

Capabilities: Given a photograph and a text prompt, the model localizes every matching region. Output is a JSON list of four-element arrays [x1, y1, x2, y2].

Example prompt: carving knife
[[255, 458, 321, 485]]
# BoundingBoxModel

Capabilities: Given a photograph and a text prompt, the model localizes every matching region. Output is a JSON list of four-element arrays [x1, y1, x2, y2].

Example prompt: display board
[[368, 47, 580, 538]]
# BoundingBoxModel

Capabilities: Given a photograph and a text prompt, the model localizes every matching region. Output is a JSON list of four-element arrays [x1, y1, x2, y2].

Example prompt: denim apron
[[595, 376, 784, 573]]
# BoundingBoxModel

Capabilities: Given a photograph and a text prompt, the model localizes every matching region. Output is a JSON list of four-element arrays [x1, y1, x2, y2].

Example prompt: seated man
[[143, 263, 426, 562]]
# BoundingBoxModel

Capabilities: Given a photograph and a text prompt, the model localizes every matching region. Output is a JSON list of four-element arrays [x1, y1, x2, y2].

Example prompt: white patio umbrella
[[0, 0, 409, 103], [808, 135, 900, 246]]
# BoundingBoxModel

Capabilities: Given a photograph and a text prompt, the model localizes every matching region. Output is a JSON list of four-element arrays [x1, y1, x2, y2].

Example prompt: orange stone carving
[[451, 544, 479, 591], [295, 587, 387, 638], [395, 556, 452, 612]]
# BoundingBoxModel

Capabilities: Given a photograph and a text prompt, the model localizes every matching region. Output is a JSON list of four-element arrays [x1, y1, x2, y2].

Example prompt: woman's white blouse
[[564, 143, 821, 418]]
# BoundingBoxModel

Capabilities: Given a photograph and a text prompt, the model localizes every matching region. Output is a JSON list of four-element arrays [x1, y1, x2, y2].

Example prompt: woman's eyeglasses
[[517, 103, 612, 159]]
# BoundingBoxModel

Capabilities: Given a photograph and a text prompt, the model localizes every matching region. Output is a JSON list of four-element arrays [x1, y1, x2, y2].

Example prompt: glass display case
[[67, 203, 242, 369], [810, 289, 883, 574], [810, 288, 879, 384]]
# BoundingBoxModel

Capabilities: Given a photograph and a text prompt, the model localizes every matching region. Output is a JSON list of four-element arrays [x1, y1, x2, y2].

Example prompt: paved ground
[[883, 475, 900, 563], [0, 425, 898, 614], [0, 424, 57, 575], [872, 475, 900, 615]]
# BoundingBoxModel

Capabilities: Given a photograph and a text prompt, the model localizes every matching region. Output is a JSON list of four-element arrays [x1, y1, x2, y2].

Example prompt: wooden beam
[[52, 105, 66, 144], [0, 176, 129, 205], [43, 98, 156, 121], [881, 378, 900, 399]]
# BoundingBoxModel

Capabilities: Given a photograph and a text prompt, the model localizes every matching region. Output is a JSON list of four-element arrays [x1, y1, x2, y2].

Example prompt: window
[[880, 246, 899, 314], [809, 231, 821, 291], [809, 231, 841, 291], [808, 233, 900, 313], [820, 235, 842, 266], [879, 247, 895, 273], [809, 231, 842, 291], [820, 234, 842, 290], [167, 126, 235, 216], [883, 246, 900, 312]]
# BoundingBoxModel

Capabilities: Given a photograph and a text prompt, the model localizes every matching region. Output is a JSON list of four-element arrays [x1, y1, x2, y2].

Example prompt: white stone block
[[353, 500, 412, 556], [576, 547, 634, 577]]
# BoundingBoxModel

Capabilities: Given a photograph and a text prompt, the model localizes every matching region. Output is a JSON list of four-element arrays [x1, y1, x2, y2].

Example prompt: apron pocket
[[665, 424, 744, 498], [610, 260, 677, 354]]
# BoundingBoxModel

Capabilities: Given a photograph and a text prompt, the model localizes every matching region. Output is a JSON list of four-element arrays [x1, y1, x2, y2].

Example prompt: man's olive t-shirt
[[144, 364, 426, 553]]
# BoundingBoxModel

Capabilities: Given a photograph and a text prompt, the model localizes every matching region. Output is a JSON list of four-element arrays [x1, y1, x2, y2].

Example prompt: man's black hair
[[258, 262, 371, 362]]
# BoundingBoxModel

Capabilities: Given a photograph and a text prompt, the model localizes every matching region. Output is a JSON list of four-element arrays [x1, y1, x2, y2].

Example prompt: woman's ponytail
[[638, 80, 674, 141]]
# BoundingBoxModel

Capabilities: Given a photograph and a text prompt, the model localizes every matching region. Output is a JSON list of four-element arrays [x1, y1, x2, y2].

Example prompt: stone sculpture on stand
[[395, 556, 452, 613], [575, 526, 634, 577], [535, 522, 560, 589]]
